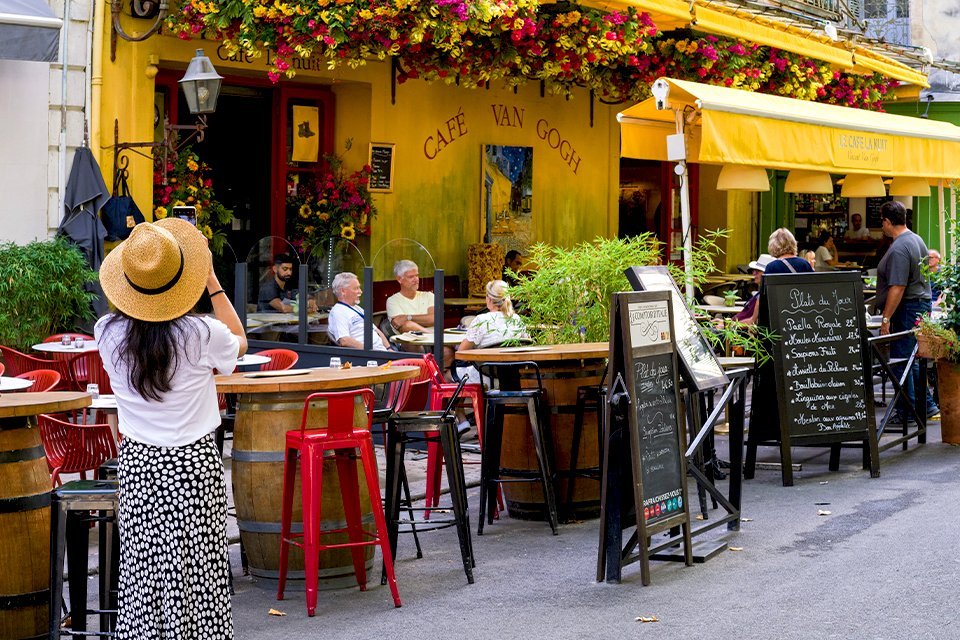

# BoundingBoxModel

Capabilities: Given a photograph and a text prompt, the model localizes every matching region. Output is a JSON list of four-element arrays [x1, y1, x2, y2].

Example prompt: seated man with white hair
[[327, 272, 389, 350], [387, 259, 436, 333]]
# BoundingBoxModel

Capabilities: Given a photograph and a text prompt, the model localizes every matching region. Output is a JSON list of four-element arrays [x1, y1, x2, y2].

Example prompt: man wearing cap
[[328, 272, 389, 350], [734, 253, 774, 325]]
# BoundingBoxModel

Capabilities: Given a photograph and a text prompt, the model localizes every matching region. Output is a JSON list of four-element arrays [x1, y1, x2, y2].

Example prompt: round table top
[[456, 342, 608, 363], [0, 391, 90, 418], [697, 305, 746, 315], [32, 340, 98, 353], [236, 354, 272, 367], [444, 297, 487, 307], [0, 376, 34, 391], [215, 364, 419, 394], [246, 312, 327, 328]]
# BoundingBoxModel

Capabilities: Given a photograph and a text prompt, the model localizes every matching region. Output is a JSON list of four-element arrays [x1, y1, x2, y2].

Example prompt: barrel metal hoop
[[231, 450, 286, 463], [238, 513, 374, 534], [0, 492, 51, 513], [239, 401, 309, 412], [0, 588, 49, 609], [0, 445, 45, 463]]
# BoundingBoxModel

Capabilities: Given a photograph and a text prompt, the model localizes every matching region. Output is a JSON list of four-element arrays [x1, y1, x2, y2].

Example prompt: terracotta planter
[[935, 360, 960, 444], [917, 333, 950, 361]]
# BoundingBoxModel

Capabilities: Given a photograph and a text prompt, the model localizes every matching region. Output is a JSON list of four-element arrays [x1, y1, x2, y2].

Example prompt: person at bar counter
[[814, 232, 839, 271], [95, 218, 247, 639], [328, 271, 389, 350], [845, 213, 872, 241], [455, 279, 529, 383], [387, 259, 436, 333], [257, 253, 298, 312], [875, 200, 940, 422]]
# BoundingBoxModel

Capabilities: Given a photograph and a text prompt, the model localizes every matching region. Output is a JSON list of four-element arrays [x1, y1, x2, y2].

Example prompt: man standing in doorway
[[387, 260, 436, 333], [875, 200, 939, 422]]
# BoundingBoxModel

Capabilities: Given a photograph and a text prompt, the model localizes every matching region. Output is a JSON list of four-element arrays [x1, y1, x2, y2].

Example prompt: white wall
[[0, 61, 51, 244]]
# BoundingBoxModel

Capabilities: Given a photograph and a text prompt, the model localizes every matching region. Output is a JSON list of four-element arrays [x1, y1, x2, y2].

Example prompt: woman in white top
[[814, 232, 839, 271], [455, 280, 528, 383], [96, 218, 247, 640]]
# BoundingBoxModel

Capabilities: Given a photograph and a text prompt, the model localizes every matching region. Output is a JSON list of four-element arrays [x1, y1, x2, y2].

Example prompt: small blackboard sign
[[760, 271, 879, 483], [598, 290, 691, 585], [864, 196, 891, 228], [368, 142, 395, 192], [625, 266, 728, 392]]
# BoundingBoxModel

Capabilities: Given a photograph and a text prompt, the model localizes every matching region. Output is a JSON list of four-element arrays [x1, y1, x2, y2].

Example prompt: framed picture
[[481, 144, 533, 251], [368, 142, 395, 193]]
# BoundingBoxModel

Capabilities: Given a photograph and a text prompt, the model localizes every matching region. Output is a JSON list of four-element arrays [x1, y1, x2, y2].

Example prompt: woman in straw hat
[[95, 218, 247, 639]]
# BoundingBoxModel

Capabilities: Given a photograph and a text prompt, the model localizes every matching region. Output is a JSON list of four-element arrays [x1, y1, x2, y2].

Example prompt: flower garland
[[152, 144, 234, 255], [287, 147, 376, 254], [167, 1, 896, 110]]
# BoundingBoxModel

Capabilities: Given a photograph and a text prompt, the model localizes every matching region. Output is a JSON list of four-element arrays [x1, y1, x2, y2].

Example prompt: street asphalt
[[224, 423, 960, 640]]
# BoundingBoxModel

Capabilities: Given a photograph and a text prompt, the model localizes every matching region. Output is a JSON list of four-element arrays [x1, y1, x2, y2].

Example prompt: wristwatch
[[881, 317, 890, 325], [406, 314, 413, 322]]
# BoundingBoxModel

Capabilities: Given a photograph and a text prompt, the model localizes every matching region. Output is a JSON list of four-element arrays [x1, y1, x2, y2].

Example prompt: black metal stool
[[382, 377, 474, 584], [50, 479, 120, 638], [564, 383, 607, 520], [477, 361, 559, 536]]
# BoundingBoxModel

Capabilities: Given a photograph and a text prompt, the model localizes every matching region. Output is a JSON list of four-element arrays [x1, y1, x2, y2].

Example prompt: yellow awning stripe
[[569, 0, 928, 87], [618, 78, 960, 179]]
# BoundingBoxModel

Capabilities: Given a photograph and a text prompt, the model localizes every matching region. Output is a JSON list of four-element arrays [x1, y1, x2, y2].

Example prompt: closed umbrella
[[58, 146, 110, 321]]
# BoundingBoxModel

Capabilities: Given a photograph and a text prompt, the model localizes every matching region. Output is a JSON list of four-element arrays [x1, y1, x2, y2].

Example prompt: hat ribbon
[[124, 248, 185, 296]]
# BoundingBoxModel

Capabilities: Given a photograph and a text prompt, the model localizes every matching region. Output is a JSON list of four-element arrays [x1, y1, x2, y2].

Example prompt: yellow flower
[[201, 224, 213, 239], [319, 213, 330, 222], [173, 200, 185, 207], [186, 159, 199, 172], [253, 5, 266, 16], [188, 185, 198, 194], [154, 206, 167, 219], [299, 204, 311, 217], [341, 224, 356, 240], [304, 225, 315, 234]]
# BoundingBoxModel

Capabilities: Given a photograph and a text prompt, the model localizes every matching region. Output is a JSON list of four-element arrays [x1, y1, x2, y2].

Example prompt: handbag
[[100, 167, 145, 241]]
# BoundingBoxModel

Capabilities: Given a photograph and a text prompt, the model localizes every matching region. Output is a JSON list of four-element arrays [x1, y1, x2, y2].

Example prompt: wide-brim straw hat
[[100, 217, 210, 322]]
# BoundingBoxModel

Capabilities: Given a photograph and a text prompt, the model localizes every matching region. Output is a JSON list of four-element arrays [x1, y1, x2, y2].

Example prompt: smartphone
[[171, 205, 197, 226]]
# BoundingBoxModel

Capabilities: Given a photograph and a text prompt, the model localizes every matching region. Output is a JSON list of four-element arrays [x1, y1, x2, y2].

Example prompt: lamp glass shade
[[716, 165, 770, 191], [784, 170, 834, 194], [889, 177, 932, 197], [839, 174, 886, 198], [179, 49, 223, 115]]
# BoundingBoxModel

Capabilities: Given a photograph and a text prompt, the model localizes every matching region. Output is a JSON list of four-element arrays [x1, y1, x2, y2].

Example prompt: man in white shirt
[[327, 272, 389, 350], [845, 213, 872, 240], [386, 260, 436, 332]]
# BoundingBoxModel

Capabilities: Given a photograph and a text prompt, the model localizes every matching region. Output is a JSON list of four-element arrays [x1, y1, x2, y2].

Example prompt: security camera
[[651, 79, 670, 111]]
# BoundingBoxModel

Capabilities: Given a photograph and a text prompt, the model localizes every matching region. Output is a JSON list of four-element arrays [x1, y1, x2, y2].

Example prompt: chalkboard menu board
[[633, 351, 684, 525], [598, 291, 692, 584], [368, 142, 395, 192], [864, 196, 892, 228], [625, 266, 728, 392], [763, 272, 875, 441]]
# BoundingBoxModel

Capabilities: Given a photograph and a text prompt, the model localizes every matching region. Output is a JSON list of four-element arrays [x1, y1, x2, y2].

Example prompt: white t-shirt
[[456, 311, 528, 383], [95, 314, 240, 447], [386, 291, 434, 321], [846, 226, 871, 240], [327, 302, 388, 350], [814, 245, 835, 271]]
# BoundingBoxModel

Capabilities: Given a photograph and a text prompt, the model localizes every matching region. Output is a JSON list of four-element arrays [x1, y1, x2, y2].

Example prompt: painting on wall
[[481, 145, 533, 253]]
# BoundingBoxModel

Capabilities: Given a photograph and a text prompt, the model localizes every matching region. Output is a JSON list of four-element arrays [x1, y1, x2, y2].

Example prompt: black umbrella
[[58, 146, 110, 322]]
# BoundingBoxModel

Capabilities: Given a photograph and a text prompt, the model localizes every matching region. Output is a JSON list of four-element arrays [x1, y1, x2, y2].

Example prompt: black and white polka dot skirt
[[116, 433, 233, 640]]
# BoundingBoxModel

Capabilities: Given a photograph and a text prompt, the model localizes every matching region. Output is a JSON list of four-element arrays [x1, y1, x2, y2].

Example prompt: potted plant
[[0, 238, 96, 351], [921, 246, 960, 443], [723, 289, 739, 307]]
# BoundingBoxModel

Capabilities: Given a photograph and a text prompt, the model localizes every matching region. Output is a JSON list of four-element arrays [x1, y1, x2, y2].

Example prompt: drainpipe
[[91, 0, 105, 170], [55, 0, 71, 232]]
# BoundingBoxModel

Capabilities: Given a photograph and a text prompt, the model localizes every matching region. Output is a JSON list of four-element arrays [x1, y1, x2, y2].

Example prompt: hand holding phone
[[171, 205, 197, 226]]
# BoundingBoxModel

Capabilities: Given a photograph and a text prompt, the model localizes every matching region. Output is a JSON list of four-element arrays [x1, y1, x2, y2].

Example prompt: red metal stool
[[422, 354, 504, 519], [277, 389, 401, 616]]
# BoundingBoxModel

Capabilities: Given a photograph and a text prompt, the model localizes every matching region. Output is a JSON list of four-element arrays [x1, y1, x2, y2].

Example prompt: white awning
[[0, 0, 61, 63]]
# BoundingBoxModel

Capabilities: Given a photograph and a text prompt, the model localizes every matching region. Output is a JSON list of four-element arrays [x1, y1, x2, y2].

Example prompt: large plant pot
[[935, 360, 960, 444], [917, 333, 950, 361]]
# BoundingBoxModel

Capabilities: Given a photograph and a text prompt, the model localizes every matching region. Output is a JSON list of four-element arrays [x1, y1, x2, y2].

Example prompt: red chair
[[37, 413, 118, 486], [15, 369, 62, 393], [0, 362, 5, 376], [68, 351, 113, 394], [422, 353, 500, 519], [0, 345, 70, 385], [256, 349, 298, 371], [277, 389, 401, 615]]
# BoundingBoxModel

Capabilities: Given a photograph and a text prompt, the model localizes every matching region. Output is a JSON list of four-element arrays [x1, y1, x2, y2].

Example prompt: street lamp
[[179, 49, 223, 115]]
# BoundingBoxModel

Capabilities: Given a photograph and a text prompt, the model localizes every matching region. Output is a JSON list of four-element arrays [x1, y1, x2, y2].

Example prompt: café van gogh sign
[[831, 130, 893, 172]]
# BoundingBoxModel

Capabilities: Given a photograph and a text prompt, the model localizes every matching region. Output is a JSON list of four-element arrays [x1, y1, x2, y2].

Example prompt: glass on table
[[329, 357, 342, 369], [60, 335, 71, 346], [73, 337, 85, 348], [86, 384, 99, 399]]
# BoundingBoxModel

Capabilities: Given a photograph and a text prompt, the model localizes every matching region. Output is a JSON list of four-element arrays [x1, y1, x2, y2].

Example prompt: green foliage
[[0, 238, 96, 350]]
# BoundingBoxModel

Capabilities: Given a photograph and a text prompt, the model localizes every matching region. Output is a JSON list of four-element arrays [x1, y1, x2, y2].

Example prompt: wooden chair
[[37, 413, 118, 487], [15, 369, 62, 393], [255, 349, 299, 371]]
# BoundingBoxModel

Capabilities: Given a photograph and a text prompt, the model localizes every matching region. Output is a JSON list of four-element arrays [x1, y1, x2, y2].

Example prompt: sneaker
[[456, 420, 472, 439]]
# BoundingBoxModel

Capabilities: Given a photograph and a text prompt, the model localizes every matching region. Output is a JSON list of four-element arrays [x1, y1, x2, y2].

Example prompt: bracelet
[[209, 289, 226, 299]]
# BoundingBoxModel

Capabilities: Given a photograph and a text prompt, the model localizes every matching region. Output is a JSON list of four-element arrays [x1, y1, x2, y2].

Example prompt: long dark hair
[[104, 309, 207, 401]]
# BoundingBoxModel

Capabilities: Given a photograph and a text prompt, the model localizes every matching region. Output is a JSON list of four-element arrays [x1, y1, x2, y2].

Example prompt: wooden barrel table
[[0, 392, 90, 640], [216, 366, 417, 587], [458, 343, 609, 521]]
